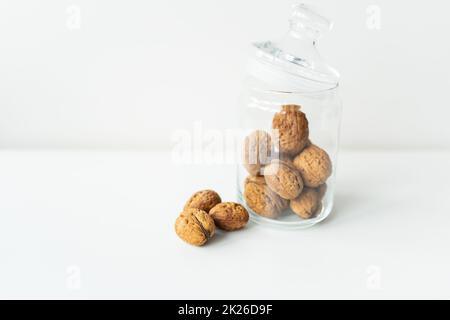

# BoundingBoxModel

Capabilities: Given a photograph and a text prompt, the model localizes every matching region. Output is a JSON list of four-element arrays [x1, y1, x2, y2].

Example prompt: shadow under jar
[[237, 4, 343, 229]]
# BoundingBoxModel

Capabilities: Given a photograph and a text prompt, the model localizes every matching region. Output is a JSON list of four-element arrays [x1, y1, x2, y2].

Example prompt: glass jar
[[237, 4, 342, 229]]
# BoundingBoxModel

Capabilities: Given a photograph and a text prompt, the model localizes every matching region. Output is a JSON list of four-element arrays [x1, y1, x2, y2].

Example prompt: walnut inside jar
[[242, 130, 272, 176], [263, 159, 303, 200], [293, 144, 332, 188], [272, 105, 309, 156], [243, 176, 288, 219], [289, 187, 321, 219]]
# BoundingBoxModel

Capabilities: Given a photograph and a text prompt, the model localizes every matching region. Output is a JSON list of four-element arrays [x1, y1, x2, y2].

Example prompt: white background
[[2, 150, 450, 299], [0, 0, 449, 150], [1, 1, 450, 300]]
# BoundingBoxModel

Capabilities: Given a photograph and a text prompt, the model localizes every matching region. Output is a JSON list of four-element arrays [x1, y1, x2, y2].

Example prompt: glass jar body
[[237, 76, 342, 229]]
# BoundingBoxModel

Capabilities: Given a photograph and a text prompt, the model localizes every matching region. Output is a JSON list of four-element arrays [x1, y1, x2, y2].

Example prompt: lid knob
[[248, 4, 339, 91], [289, 4, 332, 40]]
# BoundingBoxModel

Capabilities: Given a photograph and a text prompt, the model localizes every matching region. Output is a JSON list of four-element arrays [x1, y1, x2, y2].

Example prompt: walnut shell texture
[[183, 190, 221, 213], [244, 175, 288, 218], [263, 160, 303, 200], [272, 105, 309, 156], [209, 202, 249, 231], [175, 208, 215, 246], [242, 130, 272, 176], [244, 175, 266, 186], [293, 144, 332, 188], [290, 188, 321, 219]]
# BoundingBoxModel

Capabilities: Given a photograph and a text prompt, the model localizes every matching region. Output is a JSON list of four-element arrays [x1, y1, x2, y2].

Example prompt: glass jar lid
[[248, 4, 340, 92]]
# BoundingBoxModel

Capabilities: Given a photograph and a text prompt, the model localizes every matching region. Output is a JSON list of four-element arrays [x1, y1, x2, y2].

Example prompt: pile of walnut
[[243, 104, 332, 220], [175, 190, 249, 246]]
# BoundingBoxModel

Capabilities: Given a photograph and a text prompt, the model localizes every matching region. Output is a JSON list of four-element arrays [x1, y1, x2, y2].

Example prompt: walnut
[[290, 187, 321, 219], [263, 160, 303, 200], [184, 190, 221, 213], [242, 130, 272, 176], [243, 175, 288, 218], [272, 105, 309, 156], [209, 202, 249, 231], [293, 144, 332, 188], [245, 175, 266, 185], [175, 208, 215, 246]]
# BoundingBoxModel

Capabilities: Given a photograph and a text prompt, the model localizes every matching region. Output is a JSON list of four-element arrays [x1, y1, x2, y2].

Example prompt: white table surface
[[1, 150, 449, 299]]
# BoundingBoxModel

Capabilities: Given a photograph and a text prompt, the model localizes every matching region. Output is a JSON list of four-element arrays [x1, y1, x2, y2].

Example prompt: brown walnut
[[183, 190, 221, 213], [209, 202, 249, 231], [272, 105, 309, 156], [290, 188, 321, 219], [263, 160, 303, 200], [243, 176, 288, 219], [175, 208, 215, 246], [293, 144, 332, 188], [242, 130, 272, 176]]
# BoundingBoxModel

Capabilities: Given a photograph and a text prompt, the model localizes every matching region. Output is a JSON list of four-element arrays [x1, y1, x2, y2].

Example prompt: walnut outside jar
[[236, 5, 343, 229]]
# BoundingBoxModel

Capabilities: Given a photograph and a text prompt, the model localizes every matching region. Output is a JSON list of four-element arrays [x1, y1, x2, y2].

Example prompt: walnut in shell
[[242, 130, 272, 176], [243, 176, 288, 219], [293, 144, 332, 188], [209, 202, 249, 231], [290, 187, 321, 219], [175, 208, 215, 246], [272, 105, 309, 156], [263, 160, 303, 200], [183, 190, 221, 213]]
